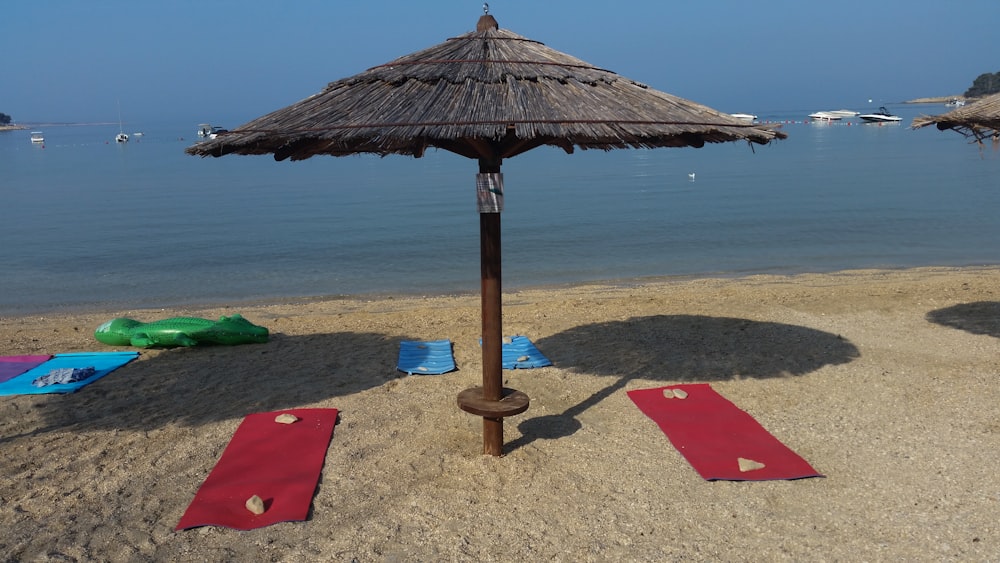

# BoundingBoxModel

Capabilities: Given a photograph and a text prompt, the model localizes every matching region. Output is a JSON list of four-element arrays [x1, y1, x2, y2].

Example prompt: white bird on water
[[688, 173, 696, 181]]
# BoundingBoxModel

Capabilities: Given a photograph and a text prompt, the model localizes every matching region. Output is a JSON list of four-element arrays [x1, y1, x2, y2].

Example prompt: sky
[[3, 0, 999, 126]]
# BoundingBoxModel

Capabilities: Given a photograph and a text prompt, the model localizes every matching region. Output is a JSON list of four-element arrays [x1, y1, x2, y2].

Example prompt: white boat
[[809, 109, 860, 121], [30, 131, 44, 143], [944, 98, 966, 108], [858, 106, 902, 123], [729, 113, 758, 123], [115, 100, 129, 143], [196, 124, 227, 138]]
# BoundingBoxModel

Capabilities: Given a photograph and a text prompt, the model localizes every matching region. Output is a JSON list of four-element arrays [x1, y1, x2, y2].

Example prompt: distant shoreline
[[0, 100, 969, 130], [903, 95, 967, 104], [1, 122, 117, 130]]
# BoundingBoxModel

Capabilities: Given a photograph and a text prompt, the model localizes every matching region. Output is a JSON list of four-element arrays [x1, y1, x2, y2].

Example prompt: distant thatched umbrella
[[912, 93, 1000, 142], [188, 8, 786, 456]]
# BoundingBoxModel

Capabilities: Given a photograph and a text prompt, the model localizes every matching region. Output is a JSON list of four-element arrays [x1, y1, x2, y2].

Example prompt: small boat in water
[[944, 98, 966, 108], [30, 131, 44, 144], [858, 106, 902, 123], [809, 110, 860, 121], [197, 124, 228, 138], [827, 109, 860, 118], [729, 113, 758, 123], [115, 100, 129, 143]]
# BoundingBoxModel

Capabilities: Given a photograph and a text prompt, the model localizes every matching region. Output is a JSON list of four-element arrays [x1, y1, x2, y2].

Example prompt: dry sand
[[1, 267, 998, 561]]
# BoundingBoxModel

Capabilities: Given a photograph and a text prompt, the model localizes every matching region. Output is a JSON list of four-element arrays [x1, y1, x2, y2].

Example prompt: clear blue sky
[[4, 0, 998, 125]]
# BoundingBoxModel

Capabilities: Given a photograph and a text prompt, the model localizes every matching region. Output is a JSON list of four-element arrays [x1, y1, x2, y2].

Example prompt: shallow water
[[2, 105, 998, 314]]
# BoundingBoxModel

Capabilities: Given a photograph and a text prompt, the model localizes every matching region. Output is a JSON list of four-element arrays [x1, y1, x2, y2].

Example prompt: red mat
[[627, 384, 821, 481], [176, 408, 339, 530]]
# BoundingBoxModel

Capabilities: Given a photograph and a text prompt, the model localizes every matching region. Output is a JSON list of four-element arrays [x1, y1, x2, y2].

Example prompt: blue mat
[[500, 336, 552, 369], [397, 340, 455, 375], [0, 352, 140, 395]]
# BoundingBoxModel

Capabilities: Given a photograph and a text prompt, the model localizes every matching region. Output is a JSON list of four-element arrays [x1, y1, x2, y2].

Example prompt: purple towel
[[0, 355, 53, 384]]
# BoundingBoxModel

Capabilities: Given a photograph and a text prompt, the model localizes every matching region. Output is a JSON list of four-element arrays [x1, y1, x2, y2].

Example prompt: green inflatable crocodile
[[94, 314, 269, 348]]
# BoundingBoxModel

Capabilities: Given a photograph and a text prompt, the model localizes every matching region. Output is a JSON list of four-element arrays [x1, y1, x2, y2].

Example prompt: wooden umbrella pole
[[479, 157, 504, 455], [480, 211, 503, 455], [457, 156, 529, 456]]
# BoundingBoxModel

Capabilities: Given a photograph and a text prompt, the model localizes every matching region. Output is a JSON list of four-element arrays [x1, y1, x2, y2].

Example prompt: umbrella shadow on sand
[[926, 301, 1000, 338], [506, 314, 860, 451], [14, 331, 414, 441]]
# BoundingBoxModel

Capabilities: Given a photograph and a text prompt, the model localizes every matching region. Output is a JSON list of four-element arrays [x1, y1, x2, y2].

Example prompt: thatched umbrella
[[912, 93, 1000, 142], [187, 7, 786, 456]]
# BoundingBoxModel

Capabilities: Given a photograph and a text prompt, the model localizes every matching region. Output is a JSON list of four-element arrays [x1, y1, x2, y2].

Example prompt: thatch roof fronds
[[912, 93, 1000, 141], [187, 21, 785, 162]]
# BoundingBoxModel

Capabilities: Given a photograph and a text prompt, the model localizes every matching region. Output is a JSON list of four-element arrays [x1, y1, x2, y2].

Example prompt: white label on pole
[[476, 173, 504, 213]]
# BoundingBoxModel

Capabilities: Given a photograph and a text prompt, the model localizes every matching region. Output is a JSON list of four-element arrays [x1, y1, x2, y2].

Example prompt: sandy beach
[[1, 267, 998, 561]]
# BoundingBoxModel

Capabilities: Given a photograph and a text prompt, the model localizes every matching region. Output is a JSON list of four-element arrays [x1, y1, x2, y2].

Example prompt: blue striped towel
[[500, 335, 552, 369], [397, 340, 456, 375]]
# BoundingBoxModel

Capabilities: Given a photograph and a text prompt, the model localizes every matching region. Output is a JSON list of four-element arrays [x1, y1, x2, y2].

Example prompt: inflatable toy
[[95, 314, 269, 348]]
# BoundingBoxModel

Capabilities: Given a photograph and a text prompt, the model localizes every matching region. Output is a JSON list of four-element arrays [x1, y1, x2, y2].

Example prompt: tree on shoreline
[[0, 112, 11, 125], [964, 72, 1000, 98]]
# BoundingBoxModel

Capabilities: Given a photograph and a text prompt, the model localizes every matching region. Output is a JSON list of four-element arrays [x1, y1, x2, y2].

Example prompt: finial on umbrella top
[[477, 3, 498, 31]]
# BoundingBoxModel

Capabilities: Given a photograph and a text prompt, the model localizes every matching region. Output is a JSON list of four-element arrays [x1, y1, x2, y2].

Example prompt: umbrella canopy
[[911, 93, 1000, 141], [187, 9, 786, 456], [187, 15, 784, 162]]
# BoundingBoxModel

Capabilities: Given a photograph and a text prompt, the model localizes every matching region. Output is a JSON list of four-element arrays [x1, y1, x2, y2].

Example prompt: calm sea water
[[2, 104, 999, 314]]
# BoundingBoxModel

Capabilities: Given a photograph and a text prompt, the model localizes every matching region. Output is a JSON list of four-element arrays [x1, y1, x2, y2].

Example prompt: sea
[[2, 104, 999, 315]]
